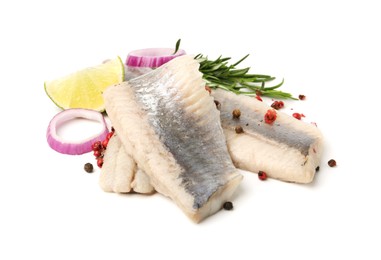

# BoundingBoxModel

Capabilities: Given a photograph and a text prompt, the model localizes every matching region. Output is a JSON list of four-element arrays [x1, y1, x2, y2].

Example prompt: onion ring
[[126, 48, 186, 68], [46, 109, 109, 155]]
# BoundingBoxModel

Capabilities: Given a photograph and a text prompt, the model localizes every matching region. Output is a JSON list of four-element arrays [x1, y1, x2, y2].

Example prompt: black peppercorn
[[223, 201, 233, 210], [84, 163, 94, 173], [232, 109, 241, 119], [235, 126, 244, 134]]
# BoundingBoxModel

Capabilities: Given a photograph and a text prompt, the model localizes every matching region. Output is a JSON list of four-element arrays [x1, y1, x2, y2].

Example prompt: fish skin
[[212, 89, 323, 183], [103, 55, 242, 222], [102, 86, 323, 193], [102, 87, 323, 194]]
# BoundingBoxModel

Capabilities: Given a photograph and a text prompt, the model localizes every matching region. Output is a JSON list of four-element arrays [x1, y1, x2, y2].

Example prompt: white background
[[1, 0, 380, 259]]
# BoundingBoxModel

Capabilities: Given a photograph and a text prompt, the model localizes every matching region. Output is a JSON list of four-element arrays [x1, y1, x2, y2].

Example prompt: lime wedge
[[44, 57, 125, 112]]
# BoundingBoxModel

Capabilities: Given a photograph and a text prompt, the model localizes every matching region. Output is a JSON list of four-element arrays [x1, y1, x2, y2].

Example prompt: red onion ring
[[126, 48, 186, 68], [46, 109, 109, 155]]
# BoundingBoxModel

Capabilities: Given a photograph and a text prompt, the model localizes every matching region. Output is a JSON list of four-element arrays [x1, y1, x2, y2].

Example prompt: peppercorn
[[232, 109, 241, 119], [223, 201, 233, 210], [102, 139, 109, 149], [315, 166, 320, 172], [328, 159, 336, 167], [106, 131, 114, 140], [97, 158, 104, 168], [93, 150, 102, 158], [271, 100, 284, 110], [84, 163, 93, 173], [292, 113, 305, 120], [258, 171, 267, 180], [235, 126, 244, 134], [264, 109, 277, 124], [299, 94, 306, 100], [214, 100, 221, 110], [92, 141, 102, 152]]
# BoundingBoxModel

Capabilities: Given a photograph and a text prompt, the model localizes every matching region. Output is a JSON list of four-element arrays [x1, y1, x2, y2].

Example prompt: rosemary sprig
[[194, 54, 296, 99]]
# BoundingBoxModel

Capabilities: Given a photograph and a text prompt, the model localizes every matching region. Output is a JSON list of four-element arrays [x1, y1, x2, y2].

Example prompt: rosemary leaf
[[228, 67, 251, 77], [262, 78, 285, 90], [172, 39, 181, 55], [231, 54, 249, 67]]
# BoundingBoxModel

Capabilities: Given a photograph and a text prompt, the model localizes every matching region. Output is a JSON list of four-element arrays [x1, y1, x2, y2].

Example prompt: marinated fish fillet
[[213, 89, 323, 183], [103, 55, 242, 222], [131, 168, 154, 194], [99, 133, 154, 194], [102, 89, 323, 192]]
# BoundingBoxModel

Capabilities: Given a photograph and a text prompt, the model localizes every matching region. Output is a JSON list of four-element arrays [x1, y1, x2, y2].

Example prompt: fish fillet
[[212, 89, 323, 183], [99, 133, 154, 194], [103, 55, 242, 222], [102, 88, 323, 192]]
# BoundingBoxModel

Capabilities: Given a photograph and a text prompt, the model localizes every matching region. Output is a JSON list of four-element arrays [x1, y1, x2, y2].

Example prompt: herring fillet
[[213, 89, 323, 183], [101, 88, 323, 193], [99, 133, 154, 194], [103, 55, 242, 222]]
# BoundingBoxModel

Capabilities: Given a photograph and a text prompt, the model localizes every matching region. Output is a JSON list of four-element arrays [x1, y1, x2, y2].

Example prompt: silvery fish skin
[[102, 87, 323, 192], [99, 133, 154, 194], [103, 55, 242, 223], [213, 89, 323, 183]]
